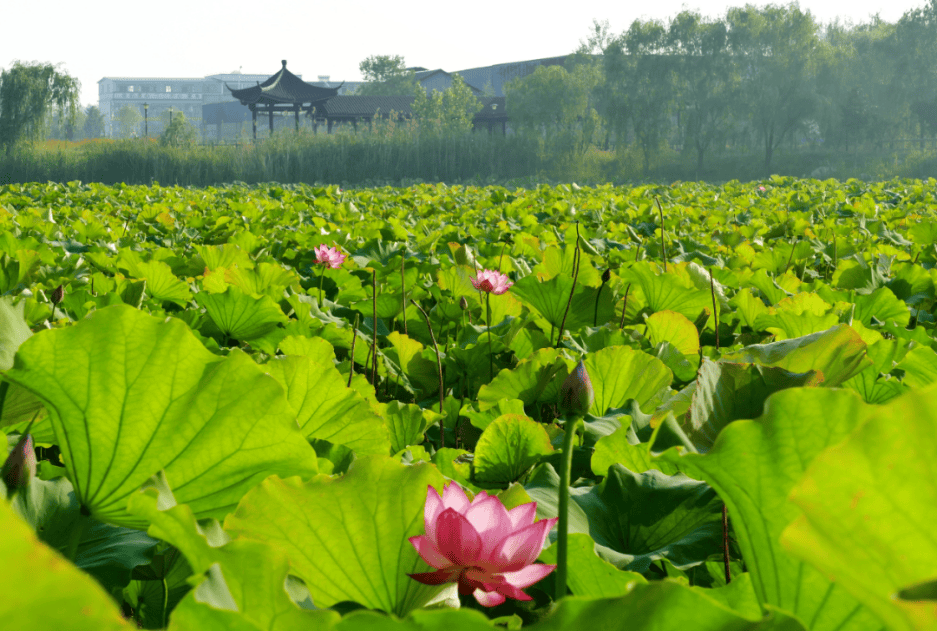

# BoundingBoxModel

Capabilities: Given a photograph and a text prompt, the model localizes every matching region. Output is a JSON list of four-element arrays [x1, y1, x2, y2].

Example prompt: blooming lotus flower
[[409, 483, 557, 607], [471, 269, 513, 295], [313, 244, 346, 269], [559, 359, 594, 417]]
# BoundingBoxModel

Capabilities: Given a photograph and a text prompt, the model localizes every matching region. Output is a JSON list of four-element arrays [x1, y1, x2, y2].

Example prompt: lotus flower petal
[[470, 269, 513, 295], [409, 483, 556, 607], [435, 509, 482, 567], [501, 563, 558, 589], [473, 589, 506, 607], [494, 517, 558, 571], [408, 535, 451, 569]]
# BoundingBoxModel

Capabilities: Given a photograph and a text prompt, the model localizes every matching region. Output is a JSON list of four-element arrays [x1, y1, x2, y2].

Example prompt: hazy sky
[[2, 0, 928, 106]]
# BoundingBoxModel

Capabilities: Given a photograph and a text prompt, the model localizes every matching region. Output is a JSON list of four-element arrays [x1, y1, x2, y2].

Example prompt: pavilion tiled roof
[[227, 61, 340, 106]]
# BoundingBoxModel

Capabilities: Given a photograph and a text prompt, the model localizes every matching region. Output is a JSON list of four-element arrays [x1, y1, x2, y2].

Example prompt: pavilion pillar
[[252, 108, 257, 141], [269, 106, 274, 136], [328, 119, 333, 134], [295, 104, 300, 132]]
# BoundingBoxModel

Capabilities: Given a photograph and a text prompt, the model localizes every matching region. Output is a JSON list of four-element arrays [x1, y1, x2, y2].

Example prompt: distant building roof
[[321, 95, 416, 119], [453, 55, 570, 96], [227, 61, 340, 106], [98, 77, 206, 83]]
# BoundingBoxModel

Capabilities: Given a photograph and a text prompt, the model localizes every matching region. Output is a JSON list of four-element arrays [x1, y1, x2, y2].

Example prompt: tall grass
[[0, 126, 547, 187]]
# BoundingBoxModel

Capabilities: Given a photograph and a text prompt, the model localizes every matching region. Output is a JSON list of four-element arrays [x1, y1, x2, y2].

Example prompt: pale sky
[[2, 0, 927, 107]]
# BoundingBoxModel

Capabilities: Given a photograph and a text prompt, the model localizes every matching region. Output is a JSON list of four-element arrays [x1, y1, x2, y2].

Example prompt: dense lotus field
[[2, 177, 937, 630]]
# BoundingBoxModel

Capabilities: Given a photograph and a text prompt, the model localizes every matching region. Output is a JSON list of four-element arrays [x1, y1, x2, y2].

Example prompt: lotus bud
[[2, 434, 36, 492], [559, 360, 594, 417], [459, 296, 468, 310], [602, 268, 612, 284], [51, 284, 65, 305]]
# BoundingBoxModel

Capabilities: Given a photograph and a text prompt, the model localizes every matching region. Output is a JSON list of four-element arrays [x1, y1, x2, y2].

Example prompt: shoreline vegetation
[[4, 130, 937, 188]]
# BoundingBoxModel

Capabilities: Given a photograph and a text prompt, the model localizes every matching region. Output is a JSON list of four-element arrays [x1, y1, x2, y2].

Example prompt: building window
[[166, 86, 172, 93], [128, 85, 134, 93]]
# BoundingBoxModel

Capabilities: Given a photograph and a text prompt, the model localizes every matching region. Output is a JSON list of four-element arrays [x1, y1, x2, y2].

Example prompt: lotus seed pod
[[51, 284, 65, 304], [459, 296, 469, 310], [2, 434, 36, 492], [602, 268, 612, 284], [559, 360, 594, 417]]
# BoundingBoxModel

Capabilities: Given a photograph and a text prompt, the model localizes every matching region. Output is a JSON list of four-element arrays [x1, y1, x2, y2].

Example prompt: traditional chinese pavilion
[[227, 60, 341, 139]]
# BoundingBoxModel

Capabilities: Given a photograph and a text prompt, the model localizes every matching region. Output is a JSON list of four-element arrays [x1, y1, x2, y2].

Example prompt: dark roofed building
[[228, 60, 341, 138]]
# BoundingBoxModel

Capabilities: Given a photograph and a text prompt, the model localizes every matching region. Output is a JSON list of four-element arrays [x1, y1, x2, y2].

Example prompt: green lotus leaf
[[719, 325, 871, 387], [657, 388, 883, 631], [197, 286, 288, 341], [0, 498, 131, 630], [538, 533, 646, 598], [224, 456, 450, 617], [526, 581, 808, 631], [895, 345, 937, 389], [852, 287, 910, 327], [584, 345, 673, 416], [11, 476, 157, 593], [591, 420, 680, 477], [782, 383, 937, 631], [473, 414, 554, 484], [622, 262, 712, 321], [125, 259, 192, 306], [512, 273, 616, 333], [127, 488, 339, 631], [383, 401, 431, 454], [477, 348, 573, 411], [4, 305, 319, 528], [277, 334, 336, 364], [334, 608, 496, 631], [646, 310, 700, 356], [0, 295, 31, 371], [679, 359, 823, 453], [264, 355, 391, 455]]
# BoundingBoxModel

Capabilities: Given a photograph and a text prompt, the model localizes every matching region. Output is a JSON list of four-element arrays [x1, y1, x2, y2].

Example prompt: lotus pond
[[1, 177, 936, 630]]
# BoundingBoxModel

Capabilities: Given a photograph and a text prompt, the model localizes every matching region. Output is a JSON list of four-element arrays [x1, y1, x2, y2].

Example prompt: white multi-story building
[[98, 73, 279, 137]]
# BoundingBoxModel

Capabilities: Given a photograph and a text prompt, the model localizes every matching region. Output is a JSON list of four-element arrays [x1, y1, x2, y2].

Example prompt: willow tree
[[0, 61, 80, 152]]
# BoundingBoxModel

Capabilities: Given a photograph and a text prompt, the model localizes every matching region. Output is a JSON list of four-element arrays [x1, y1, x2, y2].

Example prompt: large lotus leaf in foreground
[[657, 389, 884, 631], [3, 305, 319, 528], [0, 498, 131, 630], [127, 487, 340, 631], [225, 455, 452, 617], [783, 383, 937, 631]]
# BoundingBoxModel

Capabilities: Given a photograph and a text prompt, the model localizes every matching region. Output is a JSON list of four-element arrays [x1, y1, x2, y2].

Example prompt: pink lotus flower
[[2, 433, 36, 492], [408, 483, 558, 607], [471, 269, 513, 295], [313, 244, 346, 269]]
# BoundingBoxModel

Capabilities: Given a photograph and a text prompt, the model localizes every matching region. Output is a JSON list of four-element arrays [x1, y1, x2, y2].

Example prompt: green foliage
[[0, 61, 80, 149], [159, 111, 198, 147], [83, 105, 106, 139], [356, 55, 421, 96], [114, 105, 142, 139], [412, 75, 482, 135]]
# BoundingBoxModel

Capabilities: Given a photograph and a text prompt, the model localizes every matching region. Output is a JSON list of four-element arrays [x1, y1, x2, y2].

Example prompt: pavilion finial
[[282, 60, 287, 68]]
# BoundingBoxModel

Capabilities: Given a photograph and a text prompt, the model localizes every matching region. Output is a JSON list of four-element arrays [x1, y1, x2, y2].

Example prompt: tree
[[356, 55, 420, 96], [159, 111, 198, 147], [412, 74, 482, 134], [0, 61, 80, 152], [114, 105, 143, 138], [726, 4, 820, 172], [83, 105, 105, 139], [894, 0, 937, 146], [669, 11, 739, 174]]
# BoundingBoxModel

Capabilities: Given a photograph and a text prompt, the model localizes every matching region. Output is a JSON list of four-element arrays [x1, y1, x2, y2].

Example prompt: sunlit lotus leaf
[[473, 414, 554, 483], [646, 310, 699, 356], [4, 305, 319, 528], [197, 286, 288, 341]]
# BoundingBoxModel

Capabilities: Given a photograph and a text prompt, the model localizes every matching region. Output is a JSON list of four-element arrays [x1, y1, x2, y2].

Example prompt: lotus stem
[[556, 415, 581, 601], [401, 253, 408, 335], [66, 506, 90, 562], [348, 313, 359, 388], [722, 504, 731, 584], [709, 267, 720, 349], [594, 268, 609, 328], [655, 197, 667, 272], [556, 223, 581, 348], [619, 283, 632, 330], [372, 270, 378, 387], [411, 299, 446, 449], [486, 292, 493, 381]]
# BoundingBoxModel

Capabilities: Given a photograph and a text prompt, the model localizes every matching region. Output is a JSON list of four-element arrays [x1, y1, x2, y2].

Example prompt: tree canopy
[[0, 61, 80, 150], [412, 75, 482, 135], [356, 55, 421, 96]]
